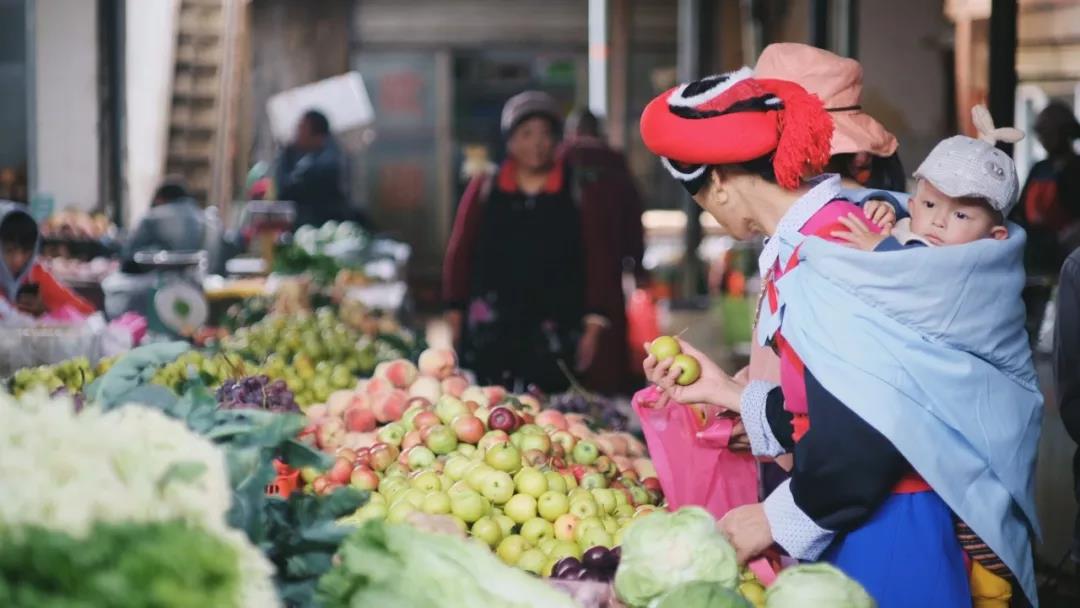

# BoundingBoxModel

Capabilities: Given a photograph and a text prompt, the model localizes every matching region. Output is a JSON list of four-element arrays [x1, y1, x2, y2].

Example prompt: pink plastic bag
[[631, 386, 758, 517]]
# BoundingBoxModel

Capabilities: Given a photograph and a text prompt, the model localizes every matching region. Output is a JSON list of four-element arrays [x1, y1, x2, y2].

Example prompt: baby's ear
[[991, 225, 1009, 241]]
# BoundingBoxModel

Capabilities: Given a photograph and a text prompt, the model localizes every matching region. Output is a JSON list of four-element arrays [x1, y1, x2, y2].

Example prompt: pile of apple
[[298, 348, 662, 576]]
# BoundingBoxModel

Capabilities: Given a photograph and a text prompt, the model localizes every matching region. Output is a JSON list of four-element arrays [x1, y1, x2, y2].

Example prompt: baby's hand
[[832, 213, 890, 251], [863, 199, 897, 229]]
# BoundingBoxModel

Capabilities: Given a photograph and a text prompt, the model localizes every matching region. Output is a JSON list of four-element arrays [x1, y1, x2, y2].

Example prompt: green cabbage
[[613, 507, 739, 607], [317, 520, 577, 608], [654, 581, 752, 608], [765, 563, 876, 608]]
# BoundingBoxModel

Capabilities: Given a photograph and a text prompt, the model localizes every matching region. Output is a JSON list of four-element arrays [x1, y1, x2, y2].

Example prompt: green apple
[[612, 489, 628, 506], [379, 477, 408, 499], [424, 425, 459, 455], [627, 484, 650, 506], [448, 480, 473, 496], [590, 489, 617, 514], [602, 517, 619, 535], [537, 491, 570, 522], [457, 443, 477, 457], [520, 517, 555, 545], [568, 488, 592, 503], [435, 395, 471, 425], [554, 513, 579, 541], [504, 493, 538, 524], [572, 440, 600, 465], [648, 335, 681, 360], [516, 548, 547, 575], [465, 463, 494, 491], [544, 471, 568, 494], [580, 472, 607, 489], [547, 539, 583, 561], [513, 467, 548, 498], [383, 463, 409, 479], [519, 432, 552, 455], [471, 516, 504, 548], [494, 514, 517, 538], [366, 492, 386, 506], [421, 491, 452, 514], [480, 470, 515, 505], [450, 490, 488, 523], [496, 535, 530, 565], [439, 473, 454, 491], [406, 446, 436, 470], [538, 538, 558, 555], [397, 488, 426, 509], [401, 404, 427, 431], [578, 526, 614, 550], [569, 497, 599, 520], [614, 504, 635, 519], [410, 470, 441, 492], [377, 422, 406, 447], [484, 443, 522, 474], [386, 501, 417, 524], [673, 353, 701, 385], [354, 502, 388, 522], [574, 517, 605, 544], [613, 527, 626, 547], [561, 471, 578, 490]]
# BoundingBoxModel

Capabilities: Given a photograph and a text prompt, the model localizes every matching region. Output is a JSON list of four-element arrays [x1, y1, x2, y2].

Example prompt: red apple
[[414, 410, 442, 431], [642, 477, 662, 493], [488, 406, 519, 433], [535, 409, 568, 431], [478, 430, 510, 451], [344, 406, 377, 433], [483, 385, 508, 406], [368, 443, 399, 472], [349, 466, 380, 491], [452, 415, 485, 444], [327, 458, 354, 484], [401, 430, 423, 451]]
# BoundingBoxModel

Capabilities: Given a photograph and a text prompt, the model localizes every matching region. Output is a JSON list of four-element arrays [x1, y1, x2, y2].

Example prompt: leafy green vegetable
[[614, 507, 740, 607], [764, 564, 876, 608], [0, 520, 240, 608], [654, 581, 753, 608], [317, 520, 578, 608]]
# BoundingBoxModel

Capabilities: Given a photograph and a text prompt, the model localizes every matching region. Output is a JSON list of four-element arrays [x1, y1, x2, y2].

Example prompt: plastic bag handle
[[748, 556, 779, 586]]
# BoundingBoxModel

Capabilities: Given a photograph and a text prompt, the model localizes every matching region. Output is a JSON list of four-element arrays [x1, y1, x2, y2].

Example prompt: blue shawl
[[767, 222, 1043, 606]]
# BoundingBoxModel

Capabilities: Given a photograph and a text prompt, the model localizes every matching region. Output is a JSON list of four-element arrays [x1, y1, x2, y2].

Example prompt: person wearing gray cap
[[833, 105, 1022, 252], [443, 91, 630, 395]]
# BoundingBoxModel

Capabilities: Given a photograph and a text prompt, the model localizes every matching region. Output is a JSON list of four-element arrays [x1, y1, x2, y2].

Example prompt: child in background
[[0, 202, 95, 317]]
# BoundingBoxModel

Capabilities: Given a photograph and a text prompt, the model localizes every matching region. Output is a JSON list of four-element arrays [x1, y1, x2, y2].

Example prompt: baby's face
[[908, 180, 1008, 245]]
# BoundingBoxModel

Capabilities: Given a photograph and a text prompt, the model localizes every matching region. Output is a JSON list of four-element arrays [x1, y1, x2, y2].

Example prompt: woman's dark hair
[[825, 152, 907, 192], [303, 110, 331, 136], [0, 209, 39, 251], [508, 112, 562, 141], [153, 181, 189, 204]]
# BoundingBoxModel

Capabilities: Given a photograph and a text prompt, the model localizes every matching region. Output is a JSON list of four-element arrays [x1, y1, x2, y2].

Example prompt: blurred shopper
[[444, 92, 629, 394], [121, 180, 222, 272], [275, 109, 349, 228], [561, 107, 645, 390], [1055, 246, 1080, 564], [1016, 103, 1080, 341], [0, 202, 94, 316]]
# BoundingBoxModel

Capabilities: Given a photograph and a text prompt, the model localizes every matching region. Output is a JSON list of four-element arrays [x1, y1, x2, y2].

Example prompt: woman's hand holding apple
[[643, 338, 745, 411]]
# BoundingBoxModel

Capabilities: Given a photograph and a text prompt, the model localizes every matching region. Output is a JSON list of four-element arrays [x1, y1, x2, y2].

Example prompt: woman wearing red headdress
[[637, 68, 972, 607]]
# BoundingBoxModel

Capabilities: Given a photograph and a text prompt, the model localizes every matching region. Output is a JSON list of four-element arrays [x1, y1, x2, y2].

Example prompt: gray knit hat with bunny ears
[[914, 105, 1025, 216]]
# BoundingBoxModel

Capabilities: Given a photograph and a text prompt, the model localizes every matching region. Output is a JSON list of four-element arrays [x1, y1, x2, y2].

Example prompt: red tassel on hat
[[758, 79, 834, 189]]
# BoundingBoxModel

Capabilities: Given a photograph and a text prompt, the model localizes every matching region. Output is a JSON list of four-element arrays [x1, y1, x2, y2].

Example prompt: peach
[[327, 390, 356, 417], [568, 422, 594, 441], [365, 376, 394, 397], [375, 359, 419, 389], [452, 414, 485, 444], [372, 389, 409, 423], [327, 458, 354, 484], [534, 410, 568, 431], [316, 419, 346, 451], [440, 375, 470, 398], [605, 433, 629, 456], [418, 348, 458, 380], [305, 404, 329, 422], [408, 376, 442, 403], [595, 436, 617, 457], [342, 431, 378, 450], [344, 406, 377, 433], [624, 434, 647, 458]]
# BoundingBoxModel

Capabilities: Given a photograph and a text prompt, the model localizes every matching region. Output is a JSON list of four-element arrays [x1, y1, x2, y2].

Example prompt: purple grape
[[552, 557, 581, 578], [582, 546, 616, 573]]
